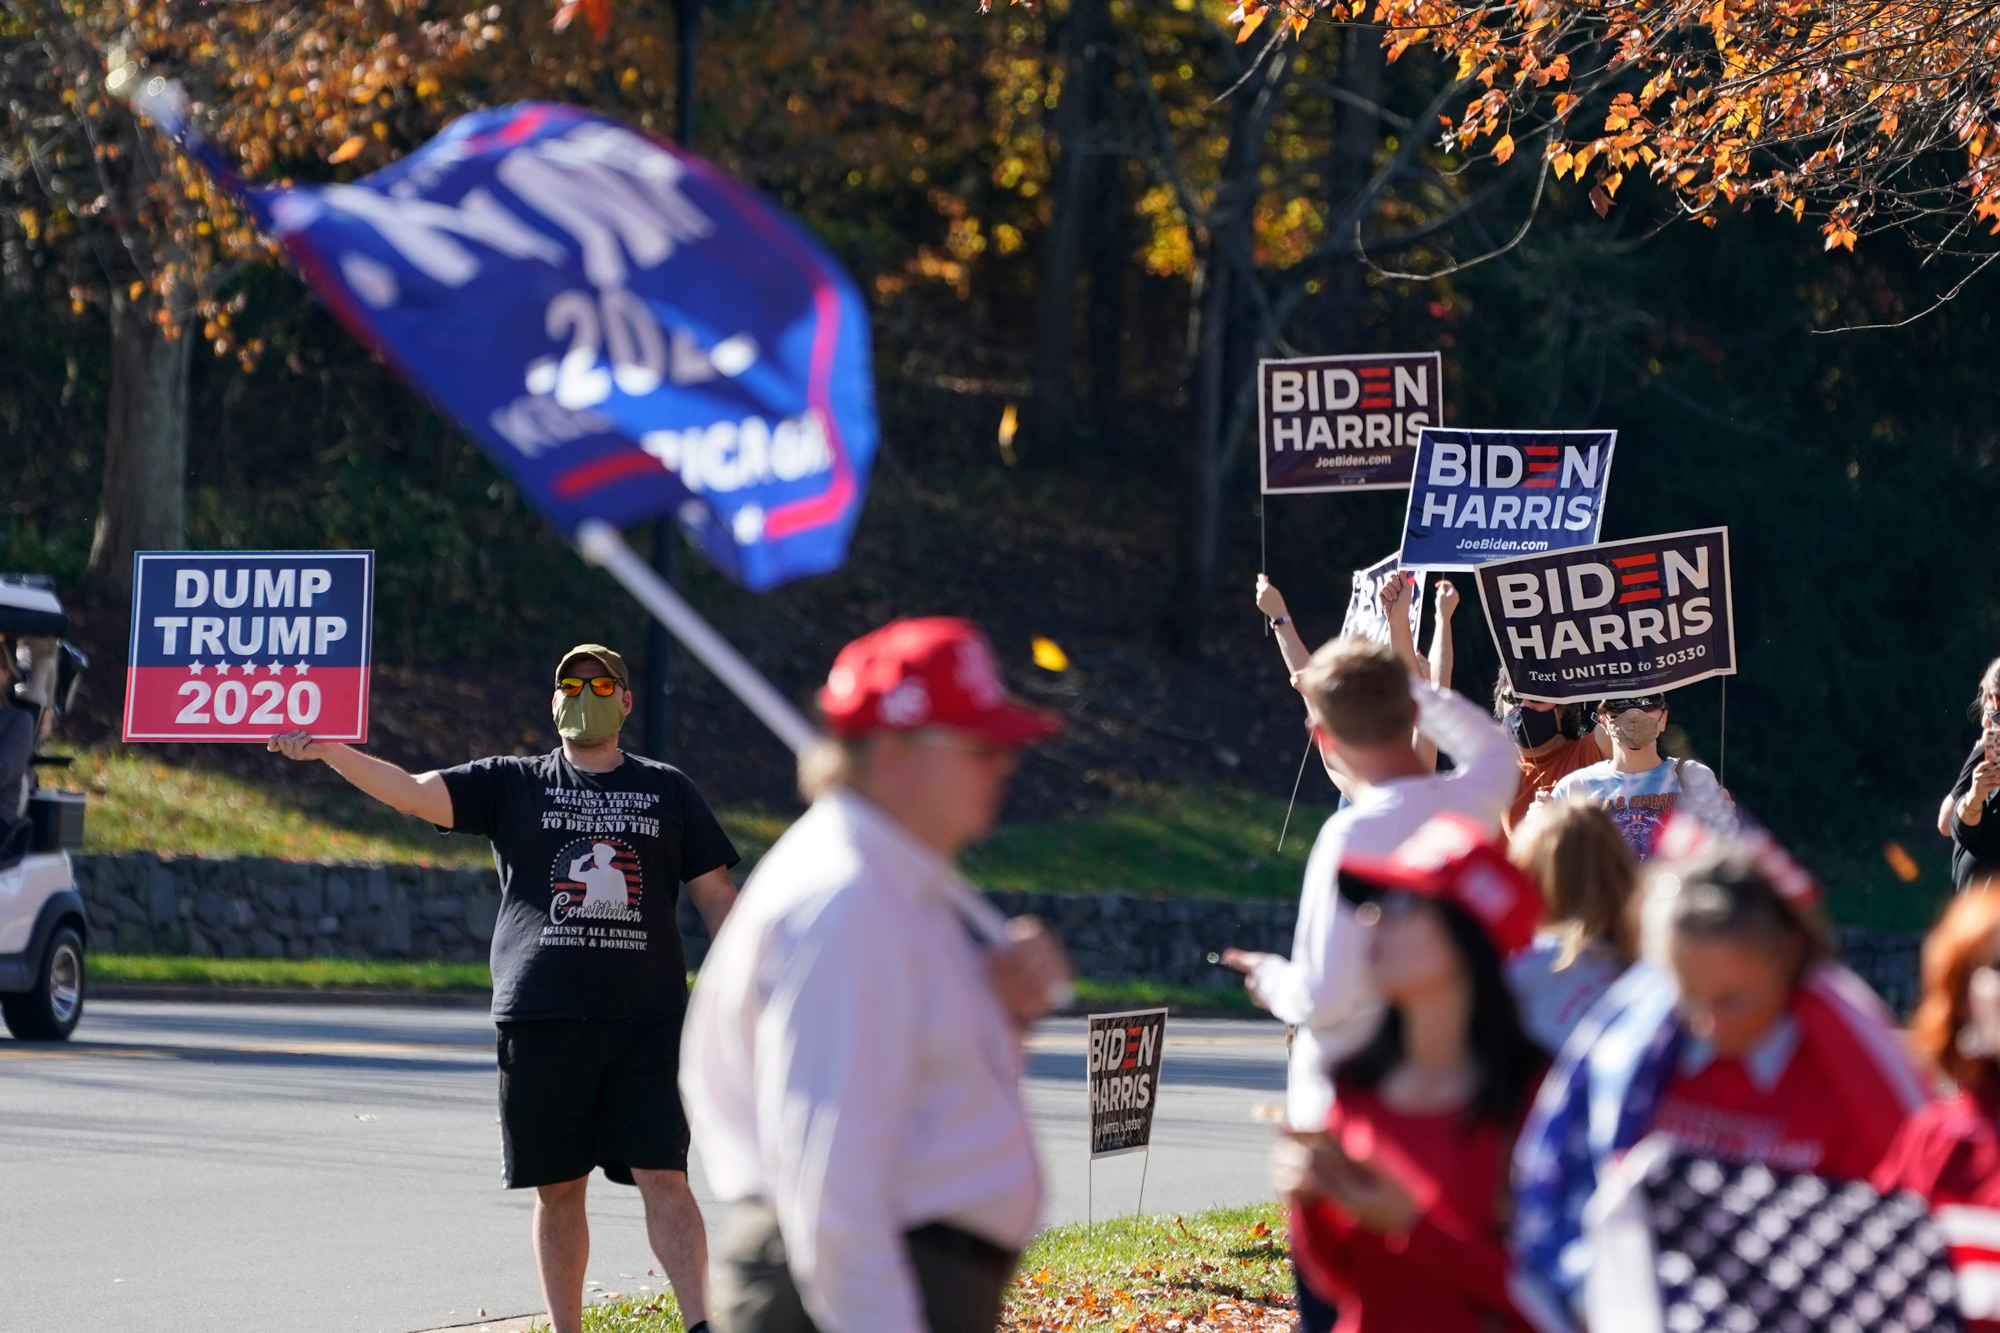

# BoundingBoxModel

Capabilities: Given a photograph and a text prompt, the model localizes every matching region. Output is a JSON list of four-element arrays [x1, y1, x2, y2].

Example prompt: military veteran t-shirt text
[[438, 750, 738, 1023]]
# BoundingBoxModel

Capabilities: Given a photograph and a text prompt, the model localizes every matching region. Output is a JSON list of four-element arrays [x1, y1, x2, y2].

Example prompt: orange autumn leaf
[[1493, 132, 1515, 164]]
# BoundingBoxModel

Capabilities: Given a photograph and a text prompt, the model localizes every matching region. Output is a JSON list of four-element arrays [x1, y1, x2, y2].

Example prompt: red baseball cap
[[1338, 812, 1542, 957], [818, 618, 1062, 747]]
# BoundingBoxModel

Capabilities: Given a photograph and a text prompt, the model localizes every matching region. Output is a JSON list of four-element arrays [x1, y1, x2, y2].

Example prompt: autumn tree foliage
[[1013, 0, 1538, 640], [1, 0, 495, 595], [1, 0, 789, 597], [1232, 0, 2000, 266]]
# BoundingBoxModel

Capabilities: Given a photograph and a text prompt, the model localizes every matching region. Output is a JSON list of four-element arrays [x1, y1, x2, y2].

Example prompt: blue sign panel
[[241, 103, 876, 592], [1398, 429, 1616, 572]]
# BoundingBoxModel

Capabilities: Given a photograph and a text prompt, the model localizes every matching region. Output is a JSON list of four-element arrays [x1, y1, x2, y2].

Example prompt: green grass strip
[[48, 746, 1322, 901], [87, 955, 1261, 1013], [540, 1201, 1292, 1332], [1009, 1202, 1292, 1328], [962, 783, 1329, 901], [89, 953, 493, 992], [1072, 977, 1261, 1014]]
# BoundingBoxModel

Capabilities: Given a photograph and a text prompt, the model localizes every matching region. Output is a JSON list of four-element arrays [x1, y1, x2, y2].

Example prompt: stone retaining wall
[[68, 854, 1927, 1011], [72, 853, 502, 964]]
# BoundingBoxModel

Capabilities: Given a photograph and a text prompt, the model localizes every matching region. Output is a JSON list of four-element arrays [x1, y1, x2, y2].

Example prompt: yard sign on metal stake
[[1087, 1007, 1168, 1223]]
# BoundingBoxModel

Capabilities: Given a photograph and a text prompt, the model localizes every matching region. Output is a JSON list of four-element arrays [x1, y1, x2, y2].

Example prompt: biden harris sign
[[237, 103, 876, 592], [1474, 528, 1735, 703], [1399, 429, 1615, 571], [124, 552, 374, 742], [1258, 352, 1442, 493]]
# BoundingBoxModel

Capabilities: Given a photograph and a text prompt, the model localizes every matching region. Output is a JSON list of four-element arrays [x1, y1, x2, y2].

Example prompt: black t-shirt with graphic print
[[438, 749, 739, 1023]]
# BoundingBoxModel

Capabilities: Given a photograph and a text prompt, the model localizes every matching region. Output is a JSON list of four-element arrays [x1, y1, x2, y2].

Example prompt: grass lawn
[[544, 1202, 1293, 1332], [45, 745, 793, 874], [88, 953, 494, 991], [85, 954, 1262, 1013], [48, 746, 1322, 901], [965, 785, 1330, 901]]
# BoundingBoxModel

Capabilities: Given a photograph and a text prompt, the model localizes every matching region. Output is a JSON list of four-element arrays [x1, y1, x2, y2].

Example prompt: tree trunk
[[89, 293, 193, 601], [1173, 250, 1233, 650], [1272, 29, 1387, 581], [1029, 0, 1117, 446], [1085, 160, 1129, 428], [1324, 28, 1385, 353], [1167, 51, 1291, 651]]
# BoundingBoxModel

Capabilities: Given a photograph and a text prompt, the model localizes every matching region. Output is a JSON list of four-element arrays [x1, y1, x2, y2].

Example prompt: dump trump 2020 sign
[[124, 552, 374, 742], [1258, 352, 1442, 494], [1089, 1007, 1167, 1159], [1474, 528, 1734, 703]]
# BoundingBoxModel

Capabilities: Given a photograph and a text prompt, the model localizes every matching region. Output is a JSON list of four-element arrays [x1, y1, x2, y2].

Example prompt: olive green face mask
[[554, 690, 625, 742]]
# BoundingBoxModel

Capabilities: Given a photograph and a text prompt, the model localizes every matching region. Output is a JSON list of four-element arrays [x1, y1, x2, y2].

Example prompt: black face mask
[[1506, 705, 1562, 750]]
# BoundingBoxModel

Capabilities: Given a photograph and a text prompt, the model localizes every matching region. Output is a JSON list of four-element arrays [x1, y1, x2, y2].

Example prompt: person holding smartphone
[[1939, 657, 2000, 891]]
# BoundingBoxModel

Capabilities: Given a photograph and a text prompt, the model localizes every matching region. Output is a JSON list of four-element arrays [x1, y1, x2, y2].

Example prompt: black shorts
[[496, 1018, 690, 1189]]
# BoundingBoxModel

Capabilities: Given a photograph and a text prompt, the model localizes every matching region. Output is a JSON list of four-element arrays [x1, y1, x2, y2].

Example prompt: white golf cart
[[0, 575, 89, 1040]]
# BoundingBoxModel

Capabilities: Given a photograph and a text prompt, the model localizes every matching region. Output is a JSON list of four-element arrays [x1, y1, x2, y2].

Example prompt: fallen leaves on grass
[[1003, 1210, 1294, 1332], [1006, 1268, 1295, 1333]]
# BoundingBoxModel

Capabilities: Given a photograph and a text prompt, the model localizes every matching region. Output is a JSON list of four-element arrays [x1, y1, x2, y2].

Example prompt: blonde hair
[[1508, 799, 1640, 968], [798, 735, 870, 801], [1295, 637, 1412, 747], [1976, 656, 2000, 720]]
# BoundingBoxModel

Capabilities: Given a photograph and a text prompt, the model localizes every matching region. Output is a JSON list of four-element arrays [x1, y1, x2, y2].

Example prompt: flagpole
[[575, 520, 817, 754]]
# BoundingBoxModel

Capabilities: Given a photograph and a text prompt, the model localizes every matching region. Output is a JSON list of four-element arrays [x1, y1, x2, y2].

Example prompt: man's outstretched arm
[[268, 731, 455, 828]]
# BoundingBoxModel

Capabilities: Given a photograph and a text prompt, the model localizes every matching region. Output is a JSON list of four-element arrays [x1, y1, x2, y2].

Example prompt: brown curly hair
[[1910, 883, 2000, 1099]]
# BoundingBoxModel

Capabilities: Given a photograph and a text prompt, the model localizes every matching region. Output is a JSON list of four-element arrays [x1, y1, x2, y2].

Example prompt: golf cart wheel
[[2, 925, 84, 1040]]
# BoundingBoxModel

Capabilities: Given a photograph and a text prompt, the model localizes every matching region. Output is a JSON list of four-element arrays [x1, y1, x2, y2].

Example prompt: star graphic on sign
[[188, 661, 205, 676], [293, 661, 311, 676], [266, 662, 284, 675], [215, 662, 232, 675]]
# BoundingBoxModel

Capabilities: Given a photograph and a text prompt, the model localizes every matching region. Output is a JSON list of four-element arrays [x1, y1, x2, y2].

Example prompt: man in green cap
[[269, 644, 738, 1333]]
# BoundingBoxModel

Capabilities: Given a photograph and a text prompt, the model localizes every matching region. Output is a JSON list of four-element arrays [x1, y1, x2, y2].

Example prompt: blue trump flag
[[230, 102, 874, 592]]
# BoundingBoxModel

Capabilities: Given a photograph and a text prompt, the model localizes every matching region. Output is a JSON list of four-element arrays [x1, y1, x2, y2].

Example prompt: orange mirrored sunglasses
[[556, 675, 621, 697]]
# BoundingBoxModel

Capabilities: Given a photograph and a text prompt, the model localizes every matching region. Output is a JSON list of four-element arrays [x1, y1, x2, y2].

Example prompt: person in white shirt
[[1221, 636, 1517, 1130], [682, 617, 1073, 1333], [1545, 693, 1724, 860]]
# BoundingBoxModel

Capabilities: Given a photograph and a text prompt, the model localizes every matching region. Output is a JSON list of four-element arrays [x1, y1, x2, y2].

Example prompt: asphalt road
[[0, 1001, 1286, 1333]]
